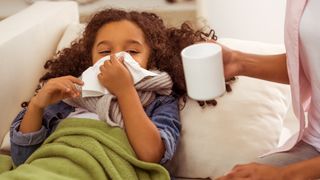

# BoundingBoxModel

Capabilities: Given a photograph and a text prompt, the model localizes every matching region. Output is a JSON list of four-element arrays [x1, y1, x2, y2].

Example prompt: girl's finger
[[117, 56, 125, 65], [97, 73, 103, 82], [66, 81, 81, 97], [51, 83, 72, 99], [57, 82, 78, 98], [116, 56, 129, 71], [99, 63, 107, 74], [102, 58, 111, 69], [65, 75, 84, 85], [110, 54, 117, 64], [60, 81, 74, 92]]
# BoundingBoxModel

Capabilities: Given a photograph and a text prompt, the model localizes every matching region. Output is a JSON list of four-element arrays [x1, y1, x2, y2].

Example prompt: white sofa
[[0, 2, 298, 179], [0, 1, 79, 147]]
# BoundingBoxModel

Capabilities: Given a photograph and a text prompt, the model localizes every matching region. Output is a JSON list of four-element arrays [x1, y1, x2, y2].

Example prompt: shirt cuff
[[10, 123, 48, 146], [159, 130, 176, 164]]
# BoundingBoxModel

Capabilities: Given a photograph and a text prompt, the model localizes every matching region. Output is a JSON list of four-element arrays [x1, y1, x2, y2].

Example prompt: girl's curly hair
[[33, 8, 220, 107]]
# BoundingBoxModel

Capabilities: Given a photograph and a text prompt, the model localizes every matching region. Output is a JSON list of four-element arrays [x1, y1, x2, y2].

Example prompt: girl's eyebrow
[[97, 40, 111, 47], [96, 39, 143, 47], [125, 39, 143, 46]]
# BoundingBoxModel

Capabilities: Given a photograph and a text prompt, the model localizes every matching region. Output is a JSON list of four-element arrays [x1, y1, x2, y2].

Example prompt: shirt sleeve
[[10, 108, 48, 146], [9, 101, 73, 166], [146, 95, 181, 164], [9, 108, 49, 166]]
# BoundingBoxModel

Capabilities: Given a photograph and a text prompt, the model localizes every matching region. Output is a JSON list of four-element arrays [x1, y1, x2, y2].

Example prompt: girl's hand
[[98, 55, 134, 97], [216, 163, 293, 180], [32, 76, 83, 109]]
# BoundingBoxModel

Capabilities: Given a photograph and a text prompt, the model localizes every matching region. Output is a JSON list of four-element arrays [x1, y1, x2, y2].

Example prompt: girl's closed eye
[[126, 50, 139, 55], [99, 50, 111, 55]]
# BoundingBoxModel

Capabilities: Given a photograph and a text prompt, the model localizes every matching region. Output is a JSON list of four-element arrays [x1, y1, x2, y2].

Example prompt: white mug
[[181, 43, 226, 101]]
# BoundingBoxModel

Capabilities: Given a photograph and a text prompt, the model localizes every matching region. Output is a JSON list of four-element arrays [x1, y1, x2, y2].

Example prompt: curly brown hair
[[33, 8, 219, 107]]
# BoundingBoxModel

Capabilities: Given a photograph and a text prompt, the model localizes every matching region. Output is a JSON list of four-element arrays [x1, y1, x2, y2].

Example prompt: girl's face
[[91, 20, 151, 69]]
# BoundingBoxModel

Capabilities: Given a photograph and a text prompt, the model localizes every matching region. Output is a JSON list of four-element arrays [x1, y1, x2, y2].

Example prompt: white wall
[[197, 0, 286, 44]]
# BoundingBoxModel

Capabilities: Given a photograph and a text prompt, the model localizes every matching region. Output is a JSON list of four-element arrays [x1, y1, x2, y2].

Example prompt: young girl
[[8, 8, 217, 178]]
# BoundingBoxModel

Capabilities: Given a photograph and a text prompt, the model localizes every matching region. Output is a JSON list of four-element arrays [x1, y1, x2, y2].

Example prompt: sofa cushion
[[56, 23, 85, 52], [0, 1, 79, 148], [168, 76, 290, 178]]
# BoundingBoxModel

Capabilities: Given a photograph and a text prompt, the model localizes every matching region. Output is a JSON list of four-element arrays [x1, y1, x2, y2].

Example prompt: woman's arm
[[217, 43, 289, 84], [236, 52, 289, 84], [217, 156, 320, 179], [283, 156, 320, 179]]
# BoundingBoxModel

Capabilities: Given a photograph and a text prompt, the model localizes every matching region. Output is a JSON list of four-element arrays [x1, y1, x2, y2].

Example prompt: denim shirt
[[10, 95, 181, 166]]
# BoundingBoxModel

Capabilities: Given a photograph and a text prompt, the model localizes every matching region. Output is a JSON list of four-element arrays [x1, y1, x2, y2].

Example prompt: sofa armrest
[[0, 1, 79, 145]]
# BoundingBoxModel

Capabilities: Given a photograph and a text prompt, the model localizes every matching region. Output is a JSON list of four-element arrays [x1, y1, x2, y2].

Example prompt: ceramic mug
[[181, 43, 226, 101]]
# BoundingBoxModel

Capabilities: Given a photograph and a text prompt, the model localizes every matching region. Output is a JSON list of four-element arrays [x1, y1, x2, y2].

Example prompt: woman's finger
[[206, 39, 224, 46], [216, 173, 250, 180], [228, 170, 251, 178]]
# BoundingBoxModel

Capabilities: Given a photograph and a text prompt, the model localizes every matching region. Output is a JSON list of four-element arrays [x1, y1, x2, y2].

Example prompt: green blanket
[[0, 118, 170, 180], [0, 154, 12, 173]]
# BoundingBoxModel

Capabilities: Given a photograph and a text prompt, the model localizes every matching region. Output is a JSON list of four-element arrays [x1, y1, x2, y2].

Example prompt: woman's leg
[[254, 141, 320, 167]]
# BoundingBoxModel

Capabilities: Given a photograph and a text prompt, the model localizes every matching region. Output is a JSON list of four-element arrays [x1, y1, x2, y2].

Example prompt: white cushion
[[0, 1, 79, 148], [166, 38, 291, 178], [56, 23, 85, 52], [168, 77, 290, 178], [0, 132, 10, 152], [0, 20, 82, 152]]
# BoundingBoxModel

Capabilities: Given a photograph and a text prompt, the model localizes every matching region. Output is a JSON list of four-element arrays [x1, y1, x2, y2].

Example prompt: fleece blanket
[[0, 154, 12, 173], [0, 118, 170, 180]]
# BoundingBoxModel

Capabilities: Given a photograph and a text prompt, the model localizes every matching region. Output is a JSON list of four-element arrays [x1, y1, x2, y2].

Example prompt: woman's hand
[[208, 40, 289, 84], [220, 44, 243, 80], [219, 44, 242, 79], [207, 40, 242, 80], [215, 163, 299, 180], [98, 55, 134, 97], [32, 75, 83, 109]]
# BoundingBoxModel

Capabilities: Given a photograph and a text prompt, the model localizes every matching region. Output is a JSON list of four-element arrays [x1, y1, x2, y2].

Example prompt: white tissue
[[81, 52, 157, 97]]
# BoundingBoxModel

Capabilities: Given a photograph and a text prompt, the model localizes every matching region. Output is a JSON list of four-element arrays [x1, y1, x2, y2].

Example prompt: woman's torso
[[298, 0, 320, 151]]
